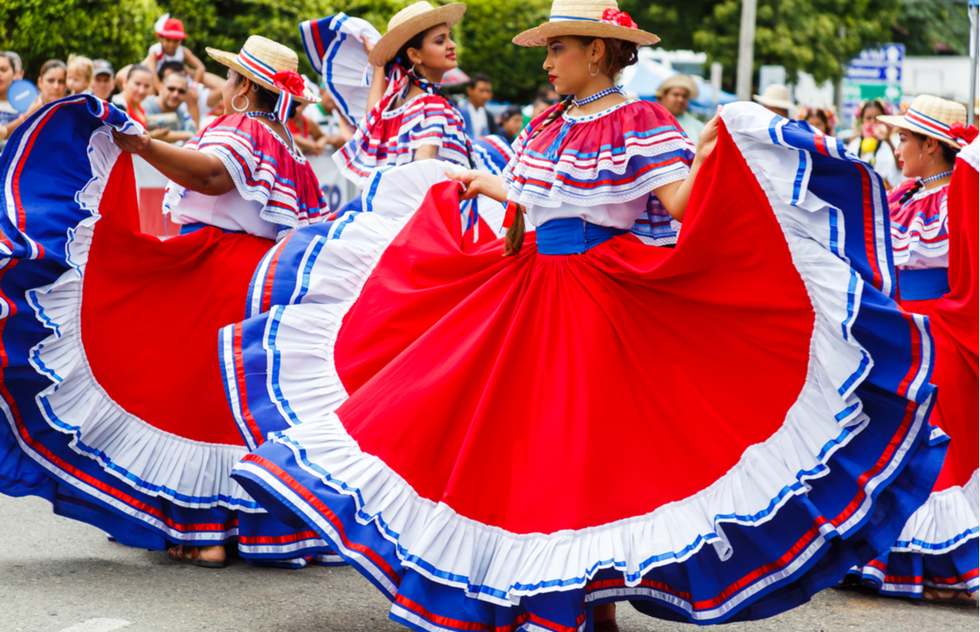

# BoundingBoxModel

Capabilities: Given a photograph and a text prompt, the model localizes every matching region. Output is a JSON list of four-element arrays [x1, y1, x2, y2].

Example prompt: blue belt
[[897, 268, 950, 301], [178, 222, 245, 236], [535, 217, 628, 255]]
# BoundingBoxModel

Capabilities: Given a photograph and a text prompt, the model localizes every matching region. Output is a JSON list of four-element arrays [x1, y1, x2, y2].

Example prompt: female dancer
[[844, 96, 979, 601], [329, 1, 474, 186], [220, 1, 947, 629], [0, 36, 336, 569], [848, 99, 902, 189]]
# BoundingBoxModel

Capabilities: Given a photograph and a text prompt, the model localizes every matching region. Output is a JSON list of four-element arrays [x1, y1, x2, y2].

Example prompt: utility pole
[[736, 0, 757, 101], [969, 0, 978, 127]]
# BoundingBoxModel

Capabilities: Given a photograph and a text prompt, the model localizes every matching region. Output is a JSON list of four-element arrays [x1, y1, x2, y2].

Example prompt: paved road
[[1, 495, 976, 632]]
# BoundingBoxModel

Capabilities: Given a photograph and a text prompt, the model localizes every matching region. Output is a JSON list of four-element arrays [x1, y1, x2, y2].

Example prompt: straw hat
[[207, 36, 318, 104], [368, 2, 467, 67], [878, 94, 970, 148], [513, 0, 659, 47], [753, 84, 794, 111], [656, 74, 699, 100]]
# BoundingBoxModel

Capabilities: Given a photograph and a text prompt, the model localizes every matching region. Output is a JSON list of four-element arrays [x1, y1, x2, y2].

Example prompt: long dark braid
[[504, 95, 574, 256]]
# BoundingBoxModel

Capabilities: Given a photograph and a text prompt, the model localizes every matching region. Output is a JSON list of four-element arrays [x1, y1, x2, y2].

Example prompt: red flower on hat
[[948, 122, 978, 145], [601, 8, 637, 29], [273, 70, 305, 96]]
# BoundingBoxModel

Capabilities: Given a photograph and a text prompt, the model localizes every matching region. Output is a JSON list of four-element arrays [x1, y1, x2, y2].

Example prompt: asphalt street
[[1, 495, 976, 632]]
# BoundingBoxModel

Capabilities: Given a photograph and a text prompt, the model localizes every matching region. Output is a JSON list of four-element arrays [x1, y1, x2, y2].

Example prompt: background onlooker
[[90, 60, 115, 101], [26, 60, 67, 117], [526, 84, 560, 124], [847, 99, 903, 189], [752, 84, 794, 118], [66, 55, 94, 96], [6, 51, 24, 81], [459, 72, 496, 138], [304, 82, 352, 149], [0, 52, 23, 139], [141, 15, 205, 92], [797, 106, 836, 135], [142, 70, 196, 144], [112, 64, 153, 127], [499, 104, 523, 143], [656, 74, 704, 146], [288, 102, 330, 156]]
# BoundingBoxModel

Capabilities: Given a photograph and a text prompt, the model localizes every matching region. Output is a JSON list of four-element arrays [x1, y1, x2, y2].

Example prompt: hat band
[[903, 107, 964, 147], [549, 8, 637, 28], [237, 49, 299, 124]]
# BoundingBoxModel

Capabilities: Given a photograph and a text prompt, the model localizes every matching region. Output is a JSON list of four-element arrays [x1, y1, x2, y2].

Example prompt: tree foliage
[[159, 0, 338, 79], [0, 0, 160, 80], [893, 0, 970, 55], [693, 0, 902, 91]]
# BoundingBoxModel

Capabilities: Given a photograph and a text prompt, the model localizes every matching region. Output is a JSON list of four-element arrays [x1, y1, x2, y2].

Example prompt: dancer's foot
[[593, 603, 619, 632], [922, 587, 974, 603], [167, 544, 226, 568]]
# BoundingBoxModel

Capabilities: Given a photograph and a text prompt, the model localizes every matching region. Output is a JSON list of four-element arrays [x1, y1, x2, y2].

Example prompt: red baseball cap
[[156, 18, 187, 40]]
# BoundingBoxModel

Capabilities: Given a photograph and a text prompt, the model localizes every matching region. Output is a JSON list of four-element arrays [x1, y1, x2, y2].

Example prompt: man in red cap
[[138, 14, 206, 94]]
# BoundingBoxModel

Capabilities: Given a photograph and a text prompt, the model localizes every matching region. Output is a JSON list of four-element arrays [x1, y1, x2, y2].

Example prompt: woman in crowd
[[111, 64, 154, 127], [287, 101, 330, 155], [331, 1, 475, 186], [798, 105, 836, 135], [0, 36, 335, 570], [220, 1, 946, 630], [0, 51, 23, 141], [25, 59, 67, 118], [844, 96, 979, 602], [847, 98, 903, 189]]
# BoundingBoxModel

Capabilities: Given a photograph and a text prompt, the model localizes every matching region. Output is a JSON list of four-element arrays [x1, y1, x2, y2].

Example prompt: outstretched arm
[[653, 110, 721, 221], [183, 48, 207, 84], [362, 36, 387, 114], [112, 128, 235, 195]]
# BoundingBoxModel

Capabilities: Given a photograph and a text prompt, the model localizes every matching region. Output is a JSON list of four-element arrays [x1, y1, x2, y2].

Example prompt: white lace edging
[[234, 104, 934, 616], [26, 127, 260, 512]]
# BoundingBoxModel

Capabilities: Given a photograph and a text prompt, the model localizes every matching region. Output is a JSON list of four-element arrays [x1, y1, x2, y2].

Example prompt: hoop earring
[[412, 63, 427, 79], [918, 151, 935, 170], [588, 61, 599, 77], [232, 93, 249, 113]]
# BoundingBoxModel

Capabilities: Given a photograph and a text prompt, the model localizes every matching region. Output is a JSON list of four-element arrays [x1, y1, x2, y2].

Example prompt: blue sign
[[845, 65, 902, 83], [7, 80, 38, 114], [849, 44, 905, 67]]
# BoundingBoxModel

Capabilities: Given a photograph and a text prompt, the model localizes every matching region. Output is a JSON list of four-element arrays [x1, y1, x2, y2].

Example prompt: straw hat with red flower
[[207, 36, 319, 123], [512, 0, 659, 47], [878, 95, 978, 149]]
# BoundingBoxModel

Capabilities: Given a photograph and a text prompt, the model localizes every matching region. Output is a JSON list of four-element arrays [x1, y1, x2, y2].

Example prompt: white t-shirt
[[148, 42, 186, 73]]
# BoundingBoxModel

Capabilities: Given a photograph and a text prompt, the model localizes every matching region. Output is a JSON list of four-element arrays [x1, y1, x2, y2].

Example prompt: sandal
[[922, 587, 975, 604], [167, 544, 226, 569]]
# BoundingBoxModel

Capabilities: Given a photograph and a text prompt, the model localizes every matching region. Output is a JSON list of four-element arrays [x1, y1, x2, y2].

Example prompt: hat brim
[[512, 21, 659, 47], [877, 114, 962, 149], [207, 48, 318, 104], [368, 4, 467, 67], [657, 77, 698, 100], [753, 95, 794, 110], [157, 30, 187, 40]]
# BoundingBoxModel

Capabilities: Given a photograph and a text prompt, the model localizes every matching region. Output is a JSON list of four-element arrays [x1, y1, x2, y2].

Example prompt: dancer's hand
[[447, 169, 508, 203], [361, 35, 375, 56], [696, 106, 721, 160], [112, 128, 152, 155]]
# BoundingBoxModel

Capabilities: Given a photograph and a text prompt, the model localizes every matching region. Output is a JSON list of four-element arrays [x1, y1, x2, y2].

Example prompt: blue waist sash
[[179, 222, 245, 236], [897, 267, 950, 301], [535, 217, 628, 255]]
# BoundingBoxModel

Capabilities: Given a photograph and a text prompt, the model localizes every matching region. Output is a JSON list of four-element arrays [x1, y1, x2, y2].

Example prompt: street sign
[[841, 44, 904, 134]]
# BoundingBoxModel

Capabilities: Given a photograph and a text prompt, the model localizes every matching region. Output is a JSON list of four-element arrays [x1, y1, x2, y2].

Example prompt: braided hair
[[504, 95, 573, 256]]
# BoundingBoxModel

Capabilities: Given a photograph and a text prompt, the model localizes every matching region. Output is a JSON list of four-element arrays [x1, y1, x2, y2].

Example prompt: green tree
[[894, 0, 970, 55], [159, 0, 338, 79], [692, 0, 902, 92], [0, 0, 160, 78]]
